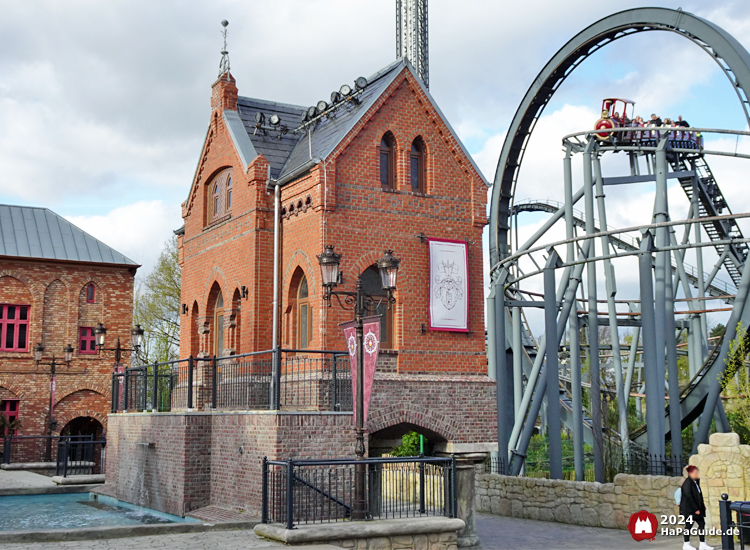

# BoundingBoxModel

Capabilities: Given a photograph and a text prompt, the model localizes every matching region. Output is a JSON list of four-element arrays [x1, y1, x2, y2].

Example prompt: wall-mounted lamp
[[241, 286, 249, 299], [182, 303, 188, 314]]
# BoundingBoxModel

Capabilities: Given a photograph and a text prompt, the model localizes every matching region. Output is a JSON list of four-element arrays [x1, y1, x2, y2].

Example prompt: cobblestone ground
[[0, 515, 724, 549]]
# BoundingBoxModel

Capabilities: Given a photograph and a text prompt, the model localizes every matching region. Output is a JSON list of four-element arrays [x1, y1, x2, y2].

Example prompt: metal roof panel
[[0, 204, 137, 266]]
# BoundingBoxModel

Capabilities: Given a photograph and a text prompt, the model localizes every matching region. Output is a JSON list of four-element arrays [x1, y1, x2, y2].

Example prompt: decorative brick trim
[[201, 267, 228, 308], [282, 251, 317, 295], [0, 270, 36, 290], [351, 251, 411, 287], [54, 407, 108, 435], [328, 68, 484, 186], [367, 402, 459, 442], [184, 127, 217, 217], [55, 385, 109, 405], [0, 379, 24, 399]]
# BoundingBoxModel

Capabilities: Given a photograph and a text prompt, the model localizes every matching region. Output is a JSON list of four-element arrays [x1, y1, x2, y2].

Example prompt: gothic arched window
[[362, 266, 393, 349], [297, 276, 312, 349], [206, 169, 233, 224], [410, 137, 425, 193], [380, 133, 395, 190]]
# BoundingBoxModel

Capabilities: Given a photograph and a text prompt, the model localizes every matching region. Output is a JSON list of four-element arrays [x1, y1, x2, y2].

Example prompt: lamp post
[[93, 323, 144, 364], [317, 245, 400, 519], [33, 343, 74, 461]]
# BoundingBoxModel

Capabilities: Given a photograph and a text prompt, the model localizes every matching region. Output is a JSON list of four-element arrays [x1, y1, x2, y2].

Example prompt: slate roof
[[279, 59, 406, 181], [191, 58, 486, 197], [237, 97, 306, 179], [0, 204, 138, 266]]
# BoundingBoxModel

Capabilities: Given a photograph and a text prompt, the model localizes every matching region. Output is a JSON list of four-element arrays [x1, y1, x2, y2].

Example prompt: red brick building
[[0, 205, 138, 445], [177, 59, 487, 373], [104, 60, 497, 517]]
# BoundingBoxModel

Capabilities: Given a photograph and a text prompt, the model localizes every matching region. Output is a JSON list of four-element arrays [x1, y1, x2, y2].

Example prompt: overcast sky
[[2, 0, 750, 330]]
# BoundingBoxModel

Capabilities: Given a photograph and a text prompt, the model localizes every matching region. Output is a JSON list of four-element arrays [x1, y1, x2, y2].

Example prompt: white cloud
[[65, 201, 181, 275]]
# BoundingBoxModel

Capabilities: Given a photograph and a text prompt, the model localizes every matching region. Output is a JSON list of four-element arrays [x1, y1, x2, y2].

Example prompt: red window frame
[[86, 284, 96, 303], [78, 327, 97, 355], [0, 304, 30, 352], [1, 399, 19, 423], [0, 399, 19, 436]]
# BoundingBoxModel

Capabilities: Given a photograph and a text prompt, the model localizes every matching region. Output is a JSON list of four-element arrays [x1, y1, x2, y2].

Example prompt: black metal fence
[[483, 456, 507, 475], [111, 349, 352, 413], [484, 449, 686, 480], [719, 494, 747, 549], [617, 451, 689, 477], [261, 456, 457, 529], [56, 438, 106, 477], [2, 435, 93, 464]]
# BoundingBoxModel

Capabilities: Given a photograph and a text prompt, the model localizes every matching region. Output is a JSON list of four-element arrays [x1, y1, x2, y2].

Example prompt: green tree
[[134, 236, 181, 364], [720, 322, 750, 443], [710, 323, 726, 339], [391, 431, 421, 457]]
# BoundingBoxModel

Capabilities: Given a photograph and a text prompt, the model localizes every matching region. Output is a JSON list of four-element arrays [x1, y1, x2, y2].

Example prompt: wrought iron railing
[[56, 438, 106, 477], [719, 494, 747, 549], [111, 349, 352, 413], [485, 448, 686, 480], [2, 435, 93, 464], [261, 456, 457, 529], [617, 451, 689, 477]]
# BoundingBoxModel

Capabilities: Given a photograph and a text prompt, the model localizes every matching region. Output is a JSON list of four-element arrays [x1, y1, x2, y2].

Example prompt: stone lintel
[[434, 442, 496, 454], [253, 517, 465, 544]]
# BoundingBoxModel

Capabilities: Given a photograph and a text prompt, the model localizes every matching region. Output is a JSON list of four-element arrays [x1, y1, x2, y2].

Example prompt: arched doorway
[[369, 423, 448, 457], [61, 416, 103, 439]]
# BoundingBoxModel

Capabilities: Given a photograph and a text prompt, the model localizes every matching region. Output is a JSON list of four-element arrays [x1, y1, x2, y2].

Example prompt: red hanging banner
[[340, 315, 381, 425]]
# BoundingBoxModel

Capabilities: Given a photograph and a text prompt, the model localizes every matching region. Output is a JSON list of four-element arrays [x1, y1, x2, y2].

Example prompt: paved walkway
[[475, 513, 718, 549], [0, 469, 56, 491], [0, 514, 723, 549], [0, 529, 287, 550]]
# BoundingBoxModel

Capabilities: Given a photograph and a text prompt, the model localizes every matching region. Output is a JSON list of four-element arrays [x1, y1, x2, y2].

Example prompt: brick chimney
[[212, 72, 238, 112]]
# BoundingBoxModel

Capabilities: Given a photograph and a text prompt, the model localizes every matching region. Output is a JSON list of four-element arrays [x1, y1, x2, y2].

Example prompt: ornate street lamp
[[317, 246, 400, 520], [94, 323, 144, 364], [33, 343, 74, 460]]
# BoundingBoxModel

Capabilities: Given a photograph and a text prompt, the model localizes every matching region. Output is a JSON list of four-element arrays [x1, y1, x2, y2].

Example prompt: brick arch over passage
[[53, 389, 109, 435], [54, 408, 108, 436], [55, 384, 110, 405], [367, 403, 458, 443]]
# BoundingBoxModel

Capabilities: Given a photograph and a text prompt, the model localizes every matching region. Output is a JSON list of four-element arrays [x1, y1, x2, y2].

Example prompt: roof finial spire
[[218, 20, 231, 77]]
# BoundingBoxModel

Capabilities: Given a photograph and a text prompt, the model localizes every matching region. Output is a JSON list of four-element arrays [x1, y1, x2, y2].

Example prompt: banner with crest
[[428, 238, 469, 332], [340, 315, 381, 424]]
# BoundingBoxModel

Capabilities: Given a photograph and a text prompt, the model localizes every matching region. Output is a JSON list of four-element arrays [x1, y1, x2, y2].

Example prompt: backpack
[[674, 487, 681, 506]]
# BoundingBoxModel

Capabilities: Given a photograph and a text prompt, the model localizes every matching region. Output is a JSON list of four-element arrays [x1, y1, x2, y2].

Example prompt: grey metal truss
[[396, 0, 429, 87]]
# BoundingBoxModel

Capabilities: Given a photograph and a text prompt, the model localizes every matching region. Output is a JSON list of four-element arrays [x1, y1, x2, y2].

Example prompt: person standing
[[680, 465, 712, 550]]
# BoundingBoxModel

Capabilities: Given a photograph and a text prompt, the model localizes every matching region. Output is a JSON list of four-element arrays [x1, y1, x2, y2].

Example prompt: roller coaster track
[[631, 334, 724, 445], [513, 164, 740, 448], [669, 154, 748, 287], [511, 197, 737, 300]]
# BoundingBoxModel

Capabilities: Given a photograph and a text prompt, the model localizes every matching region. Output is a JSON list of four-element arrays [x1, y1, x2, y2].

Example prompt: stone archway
[[369, 422, 448, 457], [368, 403, 457, 457], [689, 432, 750, 528]]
